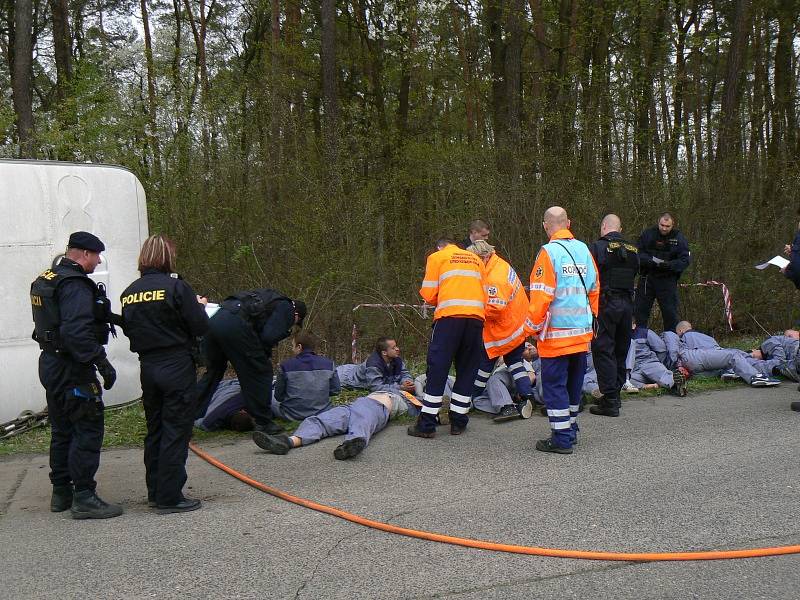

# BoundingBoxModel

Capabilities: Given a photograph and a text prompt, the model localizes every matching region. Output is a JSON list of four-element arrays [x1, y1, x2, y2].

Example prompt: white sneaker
[[622, 380, 639, 393]]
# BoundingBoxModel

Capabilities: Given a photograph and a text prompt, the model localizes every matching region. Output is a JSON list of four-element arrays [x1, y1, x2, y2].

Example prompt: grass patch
[[0, 340, 771, 456]]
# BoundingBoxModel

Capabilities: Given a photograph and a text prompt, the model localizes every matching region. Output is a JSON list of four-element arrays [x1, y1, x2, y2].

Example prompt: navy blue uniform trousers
[[420, 316, 484, 432], [541, 352, 586, 449], [141, 350, 197, 506], [591, 293, 633, 409], [635, 275, 680, 332], [39, 353, 104, 492]]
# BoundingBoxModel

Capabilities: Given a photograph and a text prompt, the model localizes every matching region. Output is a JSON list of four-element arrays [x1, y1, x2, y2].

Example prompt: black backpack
[[227, 289, 289, 324]]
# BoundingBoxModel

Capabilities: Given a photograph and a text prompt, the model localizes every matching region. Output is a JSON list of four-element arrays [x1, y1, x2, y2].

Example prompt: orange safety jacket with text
[[527, 229, 600, 358], [420, 244, 486, 321], [482, 253, 532, 359]]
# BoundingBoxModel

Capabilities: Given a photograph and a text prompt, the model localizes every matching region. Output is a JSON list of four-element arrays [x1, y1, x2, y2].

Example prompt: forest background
[[2, 0, 799, 361]]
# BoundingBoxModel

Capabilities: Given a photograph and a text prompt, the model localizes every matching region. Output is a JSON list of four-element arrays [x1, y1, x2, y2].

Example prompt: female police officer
[[120, 235, 209, 514]]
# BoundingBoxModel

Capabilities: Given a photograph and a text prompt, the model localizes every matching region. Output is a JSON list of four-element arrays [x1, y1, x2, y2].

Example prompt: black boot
[[51, 484, 73, 513], [157, 496, 202, 515], [333, 437, 367, 460], [590, 393, 619, 417], [407, 415, 435, 438], [71, 489, 124, 520]]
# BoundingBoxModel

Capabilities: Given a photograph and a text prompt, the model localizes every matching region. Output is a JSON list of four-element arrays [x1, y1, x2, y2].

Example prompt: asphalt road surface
[[2, 385, 799, 599]]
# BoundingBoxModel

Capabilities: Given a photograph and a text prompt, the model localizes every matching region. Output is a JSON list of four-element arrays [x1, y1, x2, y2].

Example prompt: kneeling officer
[[31, 231, 122, 519]]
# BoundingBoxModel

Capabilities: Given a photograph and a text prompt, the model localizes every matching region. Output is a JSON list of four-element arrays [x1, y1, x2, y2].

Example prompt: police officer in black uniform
[[635, 212, 691, 332], [588, 215, 639, 417], [195, 289, 306, 445], [31, 231, 122, 519], [120, 234, 209, 514]]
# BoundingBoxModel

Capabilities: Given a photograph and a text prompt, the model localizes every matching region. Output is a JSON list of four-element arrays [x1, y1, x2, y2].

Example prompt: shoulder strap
[[552, 241, 590, 300]]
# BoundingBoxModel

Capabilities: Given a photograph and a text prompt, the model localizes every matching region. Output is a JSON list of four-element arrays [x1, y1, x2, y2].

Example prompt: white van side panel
[[0, 161, 148, 423]]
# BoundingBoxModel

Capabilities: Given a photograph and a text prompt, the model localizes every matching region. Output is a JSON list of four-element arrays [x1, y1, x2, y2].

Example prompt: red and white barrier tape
[[679, 280, 734, 331]]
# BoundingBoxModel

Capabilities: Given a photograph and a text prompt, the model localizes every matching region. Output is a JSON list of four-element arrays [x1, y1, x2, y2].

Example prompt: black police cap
[[67, 231, 105, 253]]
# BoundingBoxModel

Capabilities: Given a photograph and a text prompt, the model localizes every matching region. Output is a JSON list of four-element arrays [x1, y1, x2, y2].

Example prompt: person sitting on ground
[[473, 342, 543, 422], [253, 390, 421, 461], [194, 378, 255, 432], [336, 336, 415, 394], [272, 332, 340, 421], [667, 321, 780, 387], [746, 330, 800, 380]]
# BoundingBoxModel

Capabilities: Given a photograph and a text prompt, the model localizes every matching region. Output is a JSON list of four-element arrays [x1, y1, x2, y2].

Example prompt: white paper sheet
[[205, 302, 221, 318], [755, 255, 790, 270]]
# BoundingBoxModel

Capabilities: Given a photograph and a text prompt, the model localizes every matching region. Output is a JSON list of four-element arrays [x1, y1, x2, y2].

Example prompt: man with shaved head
[[528, 207, 599, 453], [587, 214, 640, 417]]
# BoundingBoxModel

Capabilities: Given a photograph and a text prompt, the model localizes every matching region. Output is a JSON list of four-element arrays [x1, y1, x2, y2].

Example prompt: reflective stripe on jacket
[[527, 230, 599, 357], [420, 244, 486, 321], [483, 253, 531, 358]]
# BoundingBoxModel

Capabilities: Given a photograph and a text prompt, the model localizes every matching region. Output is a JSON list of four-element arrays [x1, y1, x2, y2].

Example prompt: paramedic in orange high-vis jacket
[[408, 238, 487, 438], [527, 207, 599, 454], [467, 240, 537, 422]]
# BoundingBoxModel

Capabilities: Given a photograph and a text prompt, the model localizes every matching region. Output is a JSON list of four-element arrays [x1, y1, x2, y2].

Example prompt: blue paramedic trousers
[[420, 316, 484, 432], [541, 352, 587, 448]]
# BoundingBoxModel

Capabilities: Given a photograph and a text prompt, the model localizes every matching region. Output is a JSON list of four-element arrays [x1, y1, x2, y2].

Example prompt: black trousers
[[38, 353, 104, 492], [634, 275, 680, 332], [141, 351, 197, 506], [591, 293, 633, 409], [195, 308, 274, 428]]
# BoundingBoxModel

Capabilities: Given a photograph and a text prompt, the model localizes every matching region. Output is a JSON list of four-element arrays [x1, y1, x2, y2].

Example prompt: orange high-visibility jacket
[[420, 243, 486, 321], [527, 229, 600, 357], [482, 253, 531, 359]]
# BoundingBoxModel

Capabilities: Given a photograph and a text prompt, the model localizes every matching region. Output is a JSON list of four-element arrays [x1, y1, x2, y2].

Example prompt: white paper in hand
[[755, 256, 790, 270]]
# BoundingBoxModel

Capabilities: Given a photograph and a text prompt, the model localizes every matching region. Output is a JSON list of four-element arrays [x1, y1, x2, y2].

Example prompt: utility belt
[[33, 330, 61, 353]]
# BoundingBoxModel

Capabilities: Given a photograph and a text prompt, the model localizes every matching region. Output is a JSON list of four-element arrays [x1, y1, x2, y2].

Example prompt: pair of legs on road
[[40, 353, 122, 520], [538, 352, 585, 454], [254, 393, 417, 460], [409, 317, 483, 437]]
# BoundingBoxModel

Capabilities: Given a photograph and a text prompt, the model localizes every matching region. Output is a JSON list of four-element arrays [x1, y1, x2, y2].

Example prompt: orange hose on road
[[189, 442, 800, 562]]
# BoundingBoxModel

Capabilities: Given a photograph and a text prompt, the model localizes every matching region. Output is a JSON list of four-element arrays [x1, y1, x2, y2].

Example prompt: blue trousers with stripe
[[541, 352, 586, 448], [420, 316, 484, 432], [472, 342, 533, 400]]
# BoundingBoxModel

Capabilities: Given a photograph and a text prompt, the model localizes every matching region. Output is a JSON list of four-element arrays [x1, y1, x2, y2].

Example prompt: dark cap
[[68, 231, 105, 253], [293, 300, 307, 326]]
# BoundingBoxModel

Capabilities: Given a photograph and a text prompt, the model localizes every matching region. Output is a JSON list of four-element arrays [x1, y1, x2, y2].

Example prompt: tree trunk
[[12, 0, 35, 157], [716, 0, 750, 165], [141, 0, 161, 179], [321, 0, 339, 141], [49, 0, 72, 105]]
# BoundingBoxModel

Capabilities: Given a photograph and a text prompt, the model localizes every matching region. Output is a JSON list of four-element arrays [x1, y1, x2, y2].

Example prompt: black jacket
[[637, 226, 691, 278], [120, 269, 209, 355]]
